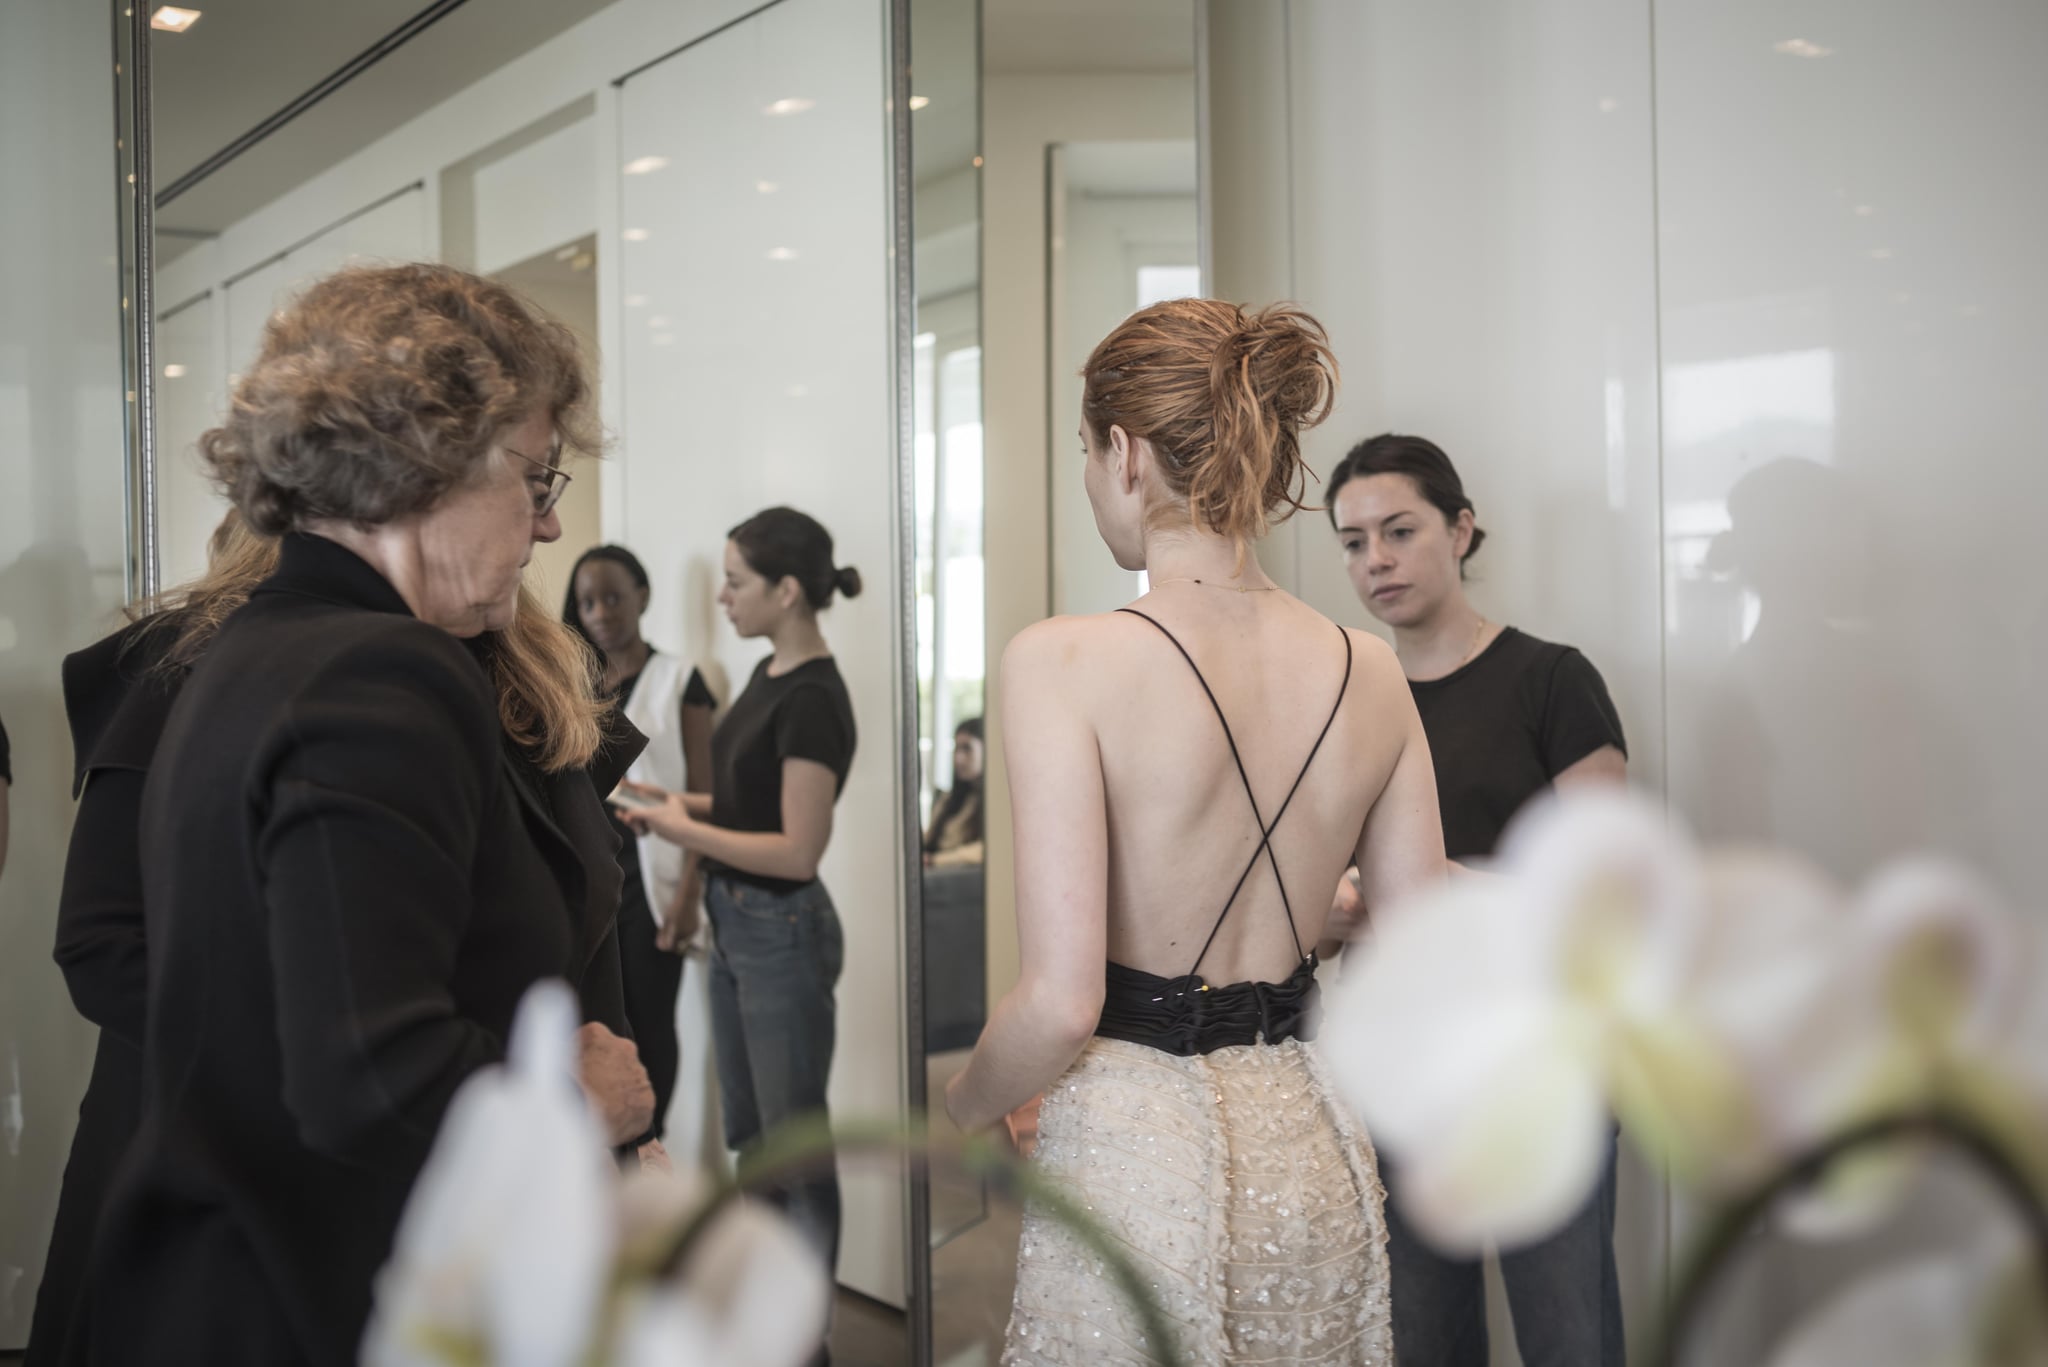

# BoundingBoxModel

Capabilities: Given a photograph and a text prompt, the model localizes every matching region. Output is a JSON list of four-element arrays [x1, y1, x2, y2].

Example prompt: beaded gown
[[1004, 611, 1396, 1366]]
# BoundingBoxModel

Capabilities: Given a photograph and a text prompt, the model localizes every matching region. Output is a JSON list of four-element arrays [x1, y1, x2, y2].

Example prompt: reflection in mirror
[[910, 0, 990, 1279], [1048, 137, 1200, 615], [916, 0, 1198, 1360], [57, 3, 911, 1362]]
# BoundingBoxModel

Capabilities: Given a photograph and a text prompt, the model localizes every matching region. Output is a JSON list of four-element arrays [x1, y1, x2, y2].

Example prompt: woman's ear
[[1451, 508, 1476, 562], [1110, 424, 1142, 495]]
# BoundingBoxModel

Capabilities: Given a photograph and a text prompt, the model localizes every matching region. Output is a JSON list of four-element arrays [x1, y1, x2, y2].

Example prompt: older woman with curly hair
[[85, 264, 654, 1367]]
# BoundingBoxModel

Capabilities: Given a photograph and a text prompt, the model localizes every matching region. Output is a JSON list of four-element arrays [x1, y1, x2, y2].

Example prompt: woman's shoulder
[[63, 618, 181, 792]]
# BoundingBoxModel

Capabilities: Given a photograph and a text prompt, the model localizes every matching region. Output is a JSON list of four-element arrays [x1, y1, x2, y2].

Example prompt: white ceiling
[[151, 0, 618, 241], [983, 0, 1195, 74]]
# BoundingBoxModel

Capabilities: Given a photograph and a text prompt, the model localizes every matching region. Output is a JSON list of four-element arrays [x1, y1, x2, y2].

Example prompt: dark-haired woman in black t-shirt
[[616, 507, 859, 1295], [1325, 434, 1628, 1367]]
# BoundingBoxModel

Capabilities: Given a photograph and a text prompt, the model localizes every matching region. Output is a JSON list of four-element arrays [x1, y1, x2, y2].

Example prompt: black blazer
[[88, 533, 642, 1367], [25, 622, 173, 1367]]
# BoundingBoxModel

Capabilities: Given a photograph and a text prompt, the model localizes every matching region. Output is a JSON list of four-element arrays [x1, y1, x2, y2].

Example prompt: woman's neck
[[1141, 528, 1278, 594], [1394, 594, 1491, 682], [766, 616, 831, 675], [603, 637, 651, 691]]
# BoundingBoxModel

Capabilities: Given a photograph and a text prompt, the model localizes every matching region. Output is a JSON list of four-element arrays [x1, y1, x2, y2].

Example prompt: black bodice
[[1095, 953, 1320, 1056]]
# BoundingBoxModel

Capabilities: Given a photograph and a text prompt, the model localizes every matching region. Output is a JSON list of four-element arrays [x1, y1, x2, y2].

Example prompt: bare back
[[1014, 587, 1444, 989]]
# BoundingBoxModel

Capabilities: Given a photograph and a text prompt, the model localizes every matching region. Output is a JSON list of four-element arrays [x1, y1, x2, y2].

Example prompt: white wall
[[0, 2, 134, 1347], [615, 0, 906, 1305]]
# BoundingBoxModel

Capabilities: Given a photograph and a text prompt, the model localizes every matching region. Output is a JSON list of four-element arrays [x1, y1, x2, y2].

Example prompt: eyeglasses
[[504, 440, 571, 516]]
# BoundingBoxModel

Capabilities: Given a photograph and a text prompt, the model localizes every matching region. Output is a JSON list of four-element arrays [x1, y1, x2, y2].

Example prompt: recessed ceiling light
[[625, 294, 648, 307], [1853, 204, 1875, 216], [623, 228, 650, 242], [756, 180, 779, 195], [1597, 97, 1618, 114], [570, 253, 593, 272], [652, 334, 676, 346], [648, 317, 671, 329], [766, 247, 797, 261], [623, 155, 669, 175], [765, 97, 815, 117], [162, 363, 186, 378], [150, 6, 201, 32], [908, 95, 930, 111], [1773, 38, 1833, 58], [554, 244, 579, 261]]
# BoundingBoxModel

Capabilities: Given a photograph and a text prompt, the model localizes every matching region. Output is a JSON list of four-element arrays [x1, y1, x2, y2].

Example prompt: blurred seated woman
[[923, 717, 985, 868], [86, 264, 654, 1367]]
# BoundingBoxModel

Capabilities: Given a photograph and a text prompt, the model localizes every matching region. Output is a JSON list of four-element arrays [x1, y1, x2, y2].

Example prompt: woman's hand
[[613, 779, 700, 848], [576, 1021, 656, 1146], [655, 868, 703, 955]]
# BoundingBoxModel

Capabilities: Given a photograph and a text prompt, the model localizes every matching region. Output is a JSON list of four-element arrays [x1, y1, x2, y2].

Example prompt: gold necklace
[[1149, 577, 1281, 594], [1455, 616, 1489, 668]]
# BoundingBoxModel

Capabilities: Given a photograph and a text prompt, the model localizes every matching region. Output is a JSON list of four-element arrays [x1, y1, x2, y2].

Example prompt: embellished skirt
[[1004, 1036, 1394, 1365]]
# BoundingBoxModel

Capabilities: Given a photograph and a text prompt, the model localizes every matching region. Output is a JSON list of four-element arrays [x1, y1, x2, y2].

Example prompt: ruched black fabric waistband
[[1093, 953, 1320, 1057]]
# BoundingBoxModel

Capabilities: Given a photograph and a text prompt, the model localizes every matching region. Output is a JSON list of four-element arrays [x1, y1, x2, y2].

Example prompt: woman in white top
[[564, 544, 718, 1160]]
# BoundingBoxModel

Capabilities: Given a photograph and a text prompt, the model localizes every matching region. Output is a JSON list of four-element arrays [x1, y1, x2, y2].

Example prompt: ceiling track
[[155, 0, 470, 208]]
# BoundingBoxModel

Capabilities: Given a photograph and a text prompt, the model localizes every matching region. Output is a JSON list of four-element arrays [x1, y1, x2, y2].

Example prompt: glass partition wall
[[0, 2, 142, 1346]]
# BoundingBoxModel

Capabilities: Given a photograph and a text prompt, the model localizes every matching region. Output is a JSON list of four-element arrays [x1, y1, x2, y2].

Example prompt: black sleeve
[[682, 667, 716, 709], [52, 768, 149, 1046], [1539, 648, 1627, 777], [0, 714, 11, 785], [258, 626, 505, 1174], [774, 684, 854, 776], [578, 920, 631, 1037]]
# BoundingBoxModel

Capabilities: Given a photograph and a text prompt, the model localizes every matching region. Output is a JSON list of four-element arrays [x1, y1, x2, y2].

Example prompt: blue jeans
[[705, 874, 845, 1273], [1384, 1137, 1625, 1367]]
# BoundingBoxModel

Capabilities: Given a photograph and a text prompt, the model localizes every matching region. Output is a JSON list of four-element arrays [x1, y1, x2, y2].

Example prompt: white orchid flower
[[1777, 861, 2038, 1240], [1322, 790, 1849, 1251], [611, 1174, 830, 1367], [362, 980, 615, 1367]]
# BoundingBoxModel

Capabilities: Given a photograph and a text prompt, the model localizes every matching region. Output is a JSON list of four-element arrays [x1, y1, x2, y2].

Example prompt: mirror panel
[[911, 2, 1198, 1360]]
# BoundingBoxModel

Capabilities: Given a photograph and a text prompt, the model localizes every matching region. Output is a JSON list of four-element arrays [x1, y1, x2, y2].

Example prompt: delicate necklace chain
[[1149, 577, 1281, 594], [1456, 615, 1488, 668]]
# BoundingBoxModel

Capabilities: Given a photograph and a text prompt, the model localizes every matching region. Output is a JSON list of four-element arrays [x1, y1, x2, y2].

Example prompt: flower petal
[[1498, 789, 1703, 1015], [670, 1199, 832, 1367], [363, 981, 614, 1367], [1382, 1022, 1611, 1253]]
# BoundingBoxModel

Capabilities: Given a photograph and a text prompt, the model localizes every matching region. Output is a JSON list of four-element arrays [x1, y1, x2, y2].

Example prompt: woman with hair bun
[[1325, 434, 1627, 1367], [616, 505, 859, 1281], [942, 300, 1447, 1364]]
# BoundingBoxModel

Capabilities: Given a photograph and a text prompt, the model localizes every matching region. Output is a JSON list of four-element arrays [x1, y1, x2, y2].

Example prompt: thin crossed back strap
[[1116, 609, 1354, 978]]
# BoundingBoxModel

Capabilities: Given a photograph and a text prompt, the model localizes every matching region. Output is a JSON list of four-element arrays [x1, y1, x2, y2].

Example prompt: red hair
[[1081, 299, 1337, 545]]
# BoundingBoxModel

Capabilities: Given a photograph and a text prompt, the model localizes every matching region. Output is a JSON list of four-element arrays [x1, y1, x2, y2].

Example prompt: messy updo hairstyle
[[1325, 433, 1487, 576], [200, 262, 598, 535], [1081, 299, 1338, 544], [729, 506, 862, 612]]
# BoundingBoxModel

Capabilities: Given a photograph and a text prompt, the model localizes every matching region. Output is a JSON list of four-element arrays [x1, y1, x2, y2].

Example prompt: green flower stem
[[1651, 1108, 2048, 1367], [652, 1114, 1189, 1367]]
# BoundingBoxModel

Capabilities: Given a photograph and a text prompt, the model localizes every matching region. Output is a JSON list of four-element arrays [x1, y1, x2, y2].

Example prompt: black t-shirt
[[1409, 627, 1626, 861], [706, 656, 856, 892]]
